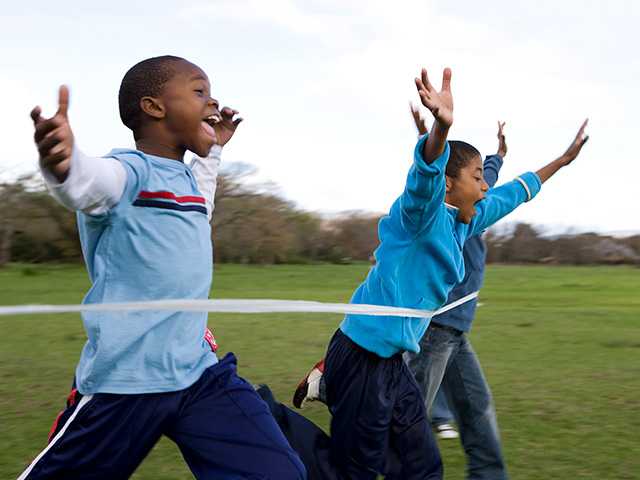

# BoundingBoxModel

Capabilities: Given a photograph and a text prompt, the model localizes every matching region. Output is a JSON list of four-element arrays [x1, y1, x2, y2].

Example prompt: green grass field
[[1, 263, 639, 479]]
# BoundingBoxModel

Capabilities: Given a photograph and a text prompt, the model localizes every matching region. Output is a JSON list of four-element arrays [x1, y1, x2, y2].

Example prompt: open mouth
[[203, 114, 222, 127], [201, 114, 221, 141]]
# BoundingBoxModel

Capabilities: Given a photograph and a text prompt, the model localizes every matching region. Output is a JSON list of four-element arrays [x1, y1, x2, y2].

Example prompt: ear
[[445, 175, 453, 193], [139, 96, 165, 120]]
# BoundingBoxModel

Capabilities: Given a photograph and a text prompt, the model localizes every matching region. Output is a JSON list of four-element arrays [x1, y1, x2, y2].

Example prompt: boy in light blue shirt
[[20, 56, 305, 480]]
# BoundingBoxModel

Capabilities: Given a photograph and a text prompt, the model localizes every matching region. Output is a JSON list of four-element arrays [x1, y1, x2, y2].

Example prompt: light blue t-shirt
[[75, 149, 217, 395], [340, 136, 541, 357]]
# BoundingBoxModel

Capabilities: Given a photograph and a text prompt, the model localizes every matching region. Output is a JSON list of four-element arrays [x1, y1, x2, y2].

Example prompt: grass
[[0, 263, 639, 479]]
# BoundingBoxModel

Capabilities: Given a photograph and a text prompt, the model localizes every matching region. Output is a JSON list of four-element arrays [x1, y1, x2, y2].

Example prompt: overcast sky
[[1, 0, 638, 233]]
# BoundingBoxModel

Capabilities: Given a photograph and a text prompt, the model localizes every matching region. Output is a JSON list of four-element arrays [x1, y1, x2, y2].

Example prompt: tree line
[[1, 166, 638, 267]]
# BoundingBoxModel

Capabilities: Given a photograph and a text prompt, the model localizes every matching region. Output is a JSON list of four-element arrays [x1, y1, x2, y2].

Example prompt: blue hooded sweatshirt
[[339, 136, 541, 357]]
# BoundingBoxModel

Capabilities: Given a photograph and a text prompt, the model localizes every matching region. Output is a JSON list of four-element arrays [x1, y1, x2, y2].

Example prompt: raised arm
[[496, 121, 507, 158], [42, 148, 127, 215], [396, 69, 454, 233], [468, 120, 589, 236], [415, 68, 453, 164], [483, 121, 507, 187], [32, 86, 127, 215], [31, 86, 74, 183], [536, 119, 588, 184], [467, 172, 541, 237]]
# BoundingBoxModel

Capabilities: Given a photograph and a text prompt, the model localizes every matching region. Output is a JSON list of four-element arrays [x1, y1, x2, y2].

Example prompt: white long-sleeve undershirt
[[41, 146, 222, 220], [189, 145, 222, 220]]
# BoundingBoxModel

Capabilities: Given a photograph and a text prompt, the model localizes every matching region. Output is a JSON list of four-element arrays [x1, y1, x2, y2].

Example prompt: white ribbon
[[0, 292, 478, 318]]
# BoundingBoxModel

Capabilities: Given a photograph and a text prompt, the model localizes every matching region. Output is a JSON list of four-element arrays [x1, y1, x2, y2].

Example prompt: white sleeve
[[189, 145, 222, 221], [41, 146, 127, 215]]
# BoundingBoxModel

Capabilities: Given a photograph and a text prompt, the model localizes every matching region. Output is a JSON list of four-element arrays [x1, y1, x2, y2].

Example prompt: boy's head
[[118, 55, 220, 157], [445, 141, 489, 224]]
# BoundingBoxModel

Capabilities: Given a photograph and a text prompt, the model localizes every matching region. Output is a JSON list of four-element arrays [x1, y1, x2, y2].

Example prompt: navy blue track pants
[[258, 330, 443, 480], [18, 353, 306, 480], [325, 330, 442, 479]]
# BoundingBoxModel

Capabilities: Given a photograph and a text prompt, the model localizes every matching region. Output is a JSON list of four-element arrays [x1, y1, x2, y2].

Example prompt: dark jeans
[[431, 387, 455, 426], [405, 323, 508, 480]]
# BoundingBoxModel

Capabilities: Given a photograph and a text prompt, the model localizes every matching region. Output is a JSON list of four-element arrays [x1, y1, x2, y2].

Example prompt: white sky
[[1, 0, 638, 233]]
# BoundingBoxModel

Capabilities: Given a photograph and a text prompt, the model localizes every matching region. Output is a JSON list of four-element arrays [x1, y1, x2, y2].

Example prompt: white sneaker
[[435, 423, 459, 440]]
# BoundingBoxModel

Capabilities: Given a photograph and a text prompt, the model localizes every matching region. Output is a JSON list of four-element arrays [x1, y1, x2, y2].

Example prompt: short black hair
[[446, 140, 481, 178], [118, 55, 187, 132]]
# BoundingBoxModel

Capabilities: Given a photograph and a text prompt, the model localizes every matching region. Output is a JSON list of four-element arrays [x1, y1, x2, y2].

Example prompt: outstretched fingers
[[421, 68, 434, 93], [571, 119, 589, 153], [410, 102, 428, 135], [497, 121, 507, 142], [57, 85, 70, 118], [441, 67, 452, 93], [410, 102, 420, 119], [576, 118, 589, 145], [415, 68, 432, 95], [414, 67, 454, 127], [415, 78, 435, 110], [414, 77, 427, 98], [563, 118, 590, 163]]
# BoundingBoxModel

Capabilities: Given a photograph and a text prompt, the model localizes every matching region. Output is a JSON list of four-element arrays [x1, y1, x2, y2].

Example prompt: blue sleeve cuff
[[413, 135, 450, 176], [484, 154, 503, 168], [483, 155, 504, 187], [515, 172, 542, 202]]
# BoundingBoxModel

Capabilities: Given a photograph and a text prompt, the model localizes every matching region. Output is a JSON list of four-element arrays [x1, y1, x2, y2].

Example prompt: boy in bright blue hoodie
[[295, 67, 589, 479], [406, 111, 511, 478]]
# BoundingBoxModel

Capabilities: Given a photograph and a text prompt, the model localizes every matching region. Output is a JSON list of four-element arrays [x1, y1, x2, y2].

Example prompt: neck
[[134, 137, 185, 161], [444, 194, 455, 208]]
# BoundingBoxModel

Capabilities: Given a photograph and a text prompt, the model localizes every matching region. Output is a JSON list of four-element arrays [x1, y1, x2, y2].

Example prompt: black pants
[[258, 330, 442, 479], [325, 329, 442, 479]]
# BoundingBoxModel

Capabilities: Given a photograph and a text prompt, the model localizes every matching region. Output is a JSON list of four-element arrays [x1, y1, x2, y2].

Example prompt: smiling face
[[445, 154, 489, 223], [157, 60, 222, 157]]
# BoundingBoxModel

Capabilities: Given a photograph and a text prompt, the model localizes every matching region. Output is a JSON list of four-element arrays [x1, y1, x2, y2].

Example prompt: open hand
[[414, 68, 453, 128], [31, 86, 74, 182], [560, 119, 589, 165], [213, 107, 243, 146], [410, 102, 429, 136], [497, 121, 507, 157]]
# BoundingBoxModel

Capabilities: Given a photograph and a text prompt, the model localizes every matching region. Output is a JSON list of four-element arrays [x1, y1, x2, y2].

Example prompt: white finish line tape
[[0, 292, 478, 318]]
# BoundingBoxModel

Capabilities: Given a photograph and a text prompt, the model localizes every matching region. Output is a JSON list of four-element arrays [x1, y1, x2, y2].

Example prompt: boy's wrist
[[431, 120, 450, 138], [434, 114, 453, 130], [557, 154, 573, 167]]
